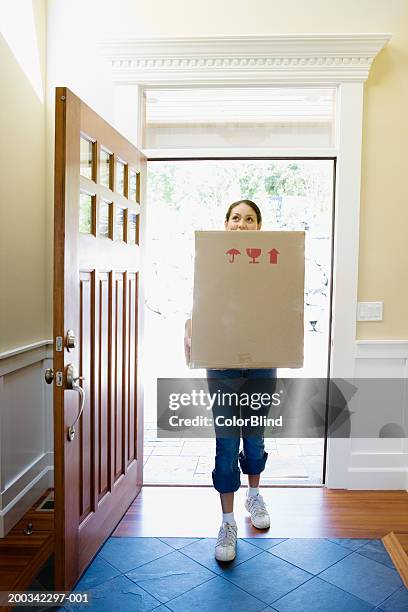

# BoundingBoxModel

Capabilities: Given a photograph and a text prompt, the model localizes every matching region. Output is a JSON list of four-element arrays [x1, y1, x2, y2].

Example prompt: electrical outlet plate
[[357, 301, 383, 321]]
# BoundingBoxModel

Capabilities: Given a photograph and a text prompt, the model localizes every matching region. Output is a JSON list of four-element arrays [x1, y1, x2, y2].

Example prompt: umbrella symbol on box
[[226, 248, 241, 263], [246, 248, 262, 263]]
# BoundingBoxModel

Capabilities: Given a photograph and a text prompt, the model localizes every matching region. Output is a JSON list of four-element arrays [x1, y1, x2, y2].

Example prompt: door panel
[[79, 270, 93, 522], [99, 272, 110, 499], [53, 87, 145, 589]]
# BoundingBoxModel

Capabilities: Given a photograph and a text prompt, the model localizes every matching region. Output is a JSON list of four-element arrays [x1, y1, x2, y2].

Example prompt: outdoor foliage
[[146, 160, 333, 317]]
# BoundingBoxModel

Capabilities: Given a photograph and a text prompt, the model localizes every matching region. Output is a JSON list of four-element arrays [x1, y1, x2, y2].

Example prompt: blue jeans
[[207, 368, 277, 494]]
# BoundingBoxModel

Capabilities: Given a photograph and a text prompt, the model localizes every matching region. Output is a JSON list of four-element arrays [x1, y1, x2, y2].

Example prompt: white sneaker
[[214, 522, 238, 561], [245, 494, 270, 529]]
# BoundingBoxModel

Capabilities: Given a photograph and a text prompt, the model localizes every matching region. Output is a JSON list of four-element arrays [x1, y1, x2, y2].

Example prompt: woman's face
[[224, 203, 261, 231]]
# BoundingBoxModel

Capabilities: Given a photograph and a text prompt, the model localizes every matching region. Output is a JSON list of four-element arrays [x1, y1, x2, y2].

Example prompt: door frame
[[101, 34, 390, 488]]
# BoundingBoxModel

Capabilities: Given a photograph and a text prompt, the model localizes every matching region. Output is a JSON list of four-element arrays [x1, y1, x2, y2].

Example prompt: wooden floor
[[0, 490, 53, 610], [2, 486, 408, 604], [113, 486, 408, 539]]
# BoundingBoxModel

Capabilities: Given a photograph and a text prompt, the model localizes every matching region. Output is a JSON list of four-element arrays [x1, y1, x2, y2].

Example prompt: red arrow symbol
[[226, 248, 241, 263], [268, 248, 280, 264]]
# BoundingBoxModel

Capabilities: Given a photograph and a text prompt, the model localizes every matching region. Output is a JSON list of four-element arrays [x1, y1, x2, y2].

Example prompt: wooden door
[[53, 88, 145, 590]]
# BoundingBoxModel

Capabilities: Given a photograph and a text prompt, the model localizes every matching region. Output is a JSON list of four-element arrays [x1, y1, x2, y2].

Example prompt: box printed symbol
[[268, 248, 280, 264], [226, 248, 241, 262], [246, 248, 262, 263], [225, 247, 280, 264]]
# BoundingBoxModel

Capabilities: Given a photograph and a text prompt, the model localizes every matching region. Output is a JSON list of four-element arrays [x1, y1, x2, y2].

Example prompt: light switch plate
[[357, 301, 383, 321]]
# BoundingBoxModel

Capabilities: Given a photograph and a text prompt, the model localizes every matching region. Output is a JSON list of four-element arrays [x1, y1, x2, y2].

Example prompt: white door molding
[[101, 34, 393, 489], [99, 34, 390, 85]]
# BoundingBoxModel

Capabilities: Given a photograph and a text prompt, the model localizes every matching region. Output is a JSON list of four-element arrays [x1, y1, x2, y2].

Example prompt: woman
[[184, 200, 276, 562]]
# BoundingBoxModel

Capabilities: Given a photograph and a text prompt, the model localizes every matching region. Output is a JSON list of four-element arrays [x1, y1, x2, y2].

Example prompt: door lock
[[44, 369, 63, 386], [66, 329, 76, 351]]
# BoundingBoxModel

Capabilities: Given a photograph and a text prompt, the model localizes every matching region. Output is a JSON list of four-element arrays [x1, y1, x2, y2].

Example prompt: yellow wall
[[358, 12, 408, 339], [2, 1, 406, 351], [0, 0, 47, 352], [46, 0, 408, 340]]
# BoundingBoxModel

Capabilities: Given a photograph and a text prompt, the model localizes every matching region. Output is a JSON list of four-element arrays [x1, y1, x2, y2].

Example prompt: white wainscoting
[[0, 338, 406, 536], [346, 340, 408, 490], [0, 341, 53, 537]]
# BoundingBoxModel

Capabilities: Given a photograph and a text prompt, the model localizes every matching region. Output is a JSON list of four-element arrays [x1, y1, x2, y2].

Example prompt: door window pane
[[116, 159, 126, 196], [115, 206, 125, 241], [80, 137, 93, 179], [79, 193, 93, 234], [99, 200, 112, 238], [100, 149, 111, 188], [128, 212, 138, 245], [129, 169, 139, 201], [145, 87, 336, 149]]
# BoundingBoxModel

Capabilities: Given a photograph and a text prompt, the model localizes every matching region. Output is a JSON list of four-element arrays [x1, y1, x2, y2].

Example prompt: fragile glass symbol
[[246, 248, 262, 263]]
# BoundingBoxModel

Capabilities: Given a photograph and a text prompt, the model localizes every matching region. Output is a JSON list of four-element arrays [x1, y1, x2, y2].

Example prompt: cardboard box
[[190, 230, 305, 369]]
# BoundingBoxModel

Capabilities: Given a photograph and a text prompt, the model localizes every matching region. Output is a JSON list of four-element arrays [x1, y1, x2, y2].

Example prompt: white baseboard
[[0, 463, 54, 537], [347, 467, 408, 490], [0, 452, 54, 510]]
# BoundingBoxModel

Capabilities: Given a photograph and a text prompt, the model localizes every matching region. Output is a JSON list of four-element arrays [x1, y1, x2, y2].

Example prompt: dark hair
[[225, 199, 262, 225]]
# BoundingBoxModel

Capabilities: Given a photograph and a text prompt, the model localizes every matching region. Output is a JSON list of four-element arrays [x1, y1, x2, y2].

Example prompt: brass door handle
[[66, 364, 86, 441]]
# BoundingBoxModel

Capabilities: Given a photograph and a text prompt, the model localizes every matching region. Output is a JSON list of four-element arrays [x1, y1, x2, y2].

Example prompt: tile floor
[[29, 537, 406, 612], [144, 428, 324, 485]]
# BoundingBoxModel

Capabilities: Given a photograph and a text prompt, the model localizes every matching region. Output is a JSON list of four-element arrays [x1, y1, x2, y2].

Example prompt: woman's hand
[[184, 318, 192, 366]]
